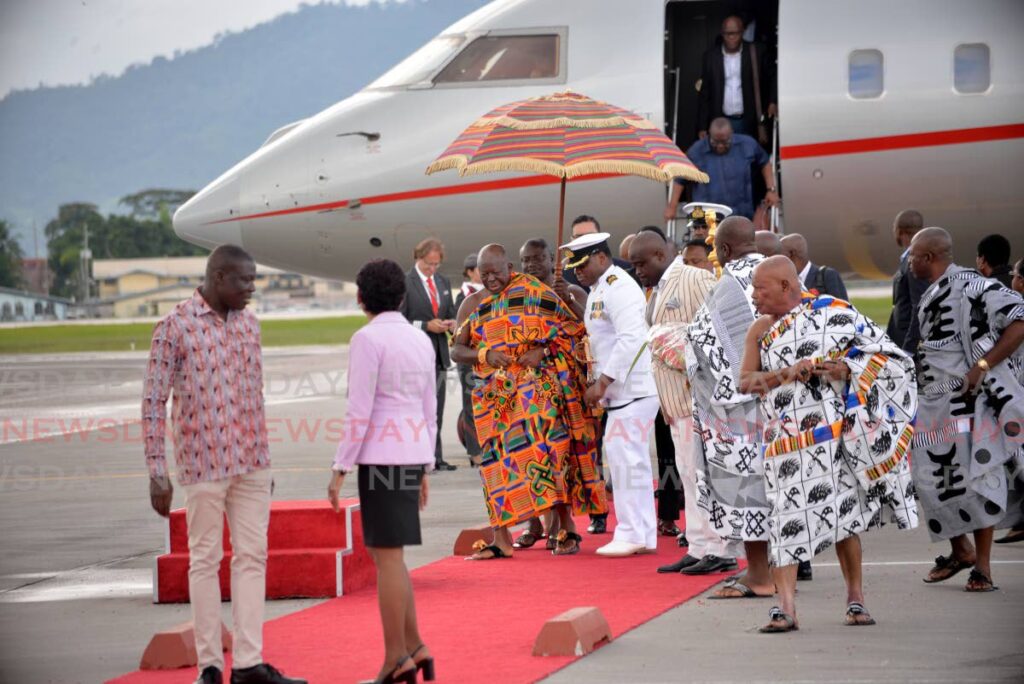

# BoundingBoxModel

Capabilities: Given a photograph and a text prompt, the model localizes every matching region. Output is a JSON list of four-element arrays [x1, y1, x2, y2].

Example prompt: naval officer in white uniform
[[561, 232, 660, 556]]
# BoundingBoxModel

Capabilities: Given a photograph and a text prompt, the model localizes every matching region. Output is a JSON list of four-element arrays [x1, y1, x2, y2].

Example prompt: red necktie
[[427, 277, 439, 317]]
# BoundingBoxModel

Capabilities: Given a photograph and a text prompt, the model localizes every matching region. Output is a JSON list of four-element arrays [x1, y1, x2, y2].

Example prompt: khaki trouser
[[184, 468, 272, 671]]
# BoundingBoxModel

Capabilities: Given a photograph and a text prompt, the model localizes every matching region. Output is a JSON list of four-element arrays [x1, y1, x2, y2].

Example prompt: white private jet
[[173, 0, 1024, 281]]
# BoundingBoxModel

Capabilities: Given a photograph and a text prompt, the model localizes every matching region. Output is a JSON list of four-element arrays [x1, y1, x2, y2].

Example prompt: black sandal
[[513, 531, 543, 549], [552, 530, 582, 556], [844, 602, 876, 626], [409, 644, 435, 682], [964, 569, 998, 592], [759, 606, 799, 633], [922, 554, 974, 583], [465, 541, 512, 560]]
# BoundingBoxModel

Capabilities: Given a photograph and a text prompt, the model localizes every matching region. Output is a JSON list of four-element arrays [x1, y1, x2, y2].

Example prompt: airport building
[[0, 286, 71, 322], [91, 256, 353, 318]]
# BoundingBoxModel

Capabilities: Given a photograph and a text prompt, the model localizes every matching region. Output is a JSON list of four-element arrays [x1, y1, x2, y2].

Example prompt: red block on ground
[[139, 622, 231, 670], [532, 606, 611, 657], [452, 525, 495, 556], [154, 500, 373, 603]]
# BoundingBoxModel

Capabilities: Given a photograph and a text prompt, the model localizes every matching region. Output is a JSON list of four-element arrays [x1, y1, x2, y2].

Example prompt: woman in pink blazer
[[327, 259, 437, 684]]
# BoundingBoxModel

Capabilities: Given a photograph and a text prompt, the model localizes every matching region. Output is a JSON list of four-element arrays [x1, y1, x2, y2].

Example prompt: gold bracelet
[[478, 346, 489, 365]]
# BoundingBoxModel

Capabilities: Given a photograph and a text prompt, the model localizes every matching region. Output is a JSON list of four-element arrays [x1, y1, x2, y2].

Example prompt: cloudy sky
[[0, 0, 404, 98]]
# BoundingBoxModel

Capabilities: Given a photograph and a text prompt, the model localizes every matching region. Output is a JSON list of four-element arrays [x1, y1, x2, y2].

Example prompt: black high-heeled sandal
[[410, 644, 436, 681], [358, 655, 416, 684]]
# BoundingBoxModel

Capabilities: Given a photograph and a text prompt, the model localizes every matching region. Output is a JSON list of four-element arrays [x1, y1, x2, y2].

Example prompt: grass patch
[[849, 296, 892, 328], [0, 316, 367, 354]]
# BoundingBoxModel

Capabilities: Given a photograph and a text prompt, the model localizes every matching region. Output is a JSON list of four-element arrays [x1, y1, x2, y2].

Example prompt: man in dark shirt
[[886, 209, 929, 353], [664, 118, 778, 221], [977, 233, 1014, 288]]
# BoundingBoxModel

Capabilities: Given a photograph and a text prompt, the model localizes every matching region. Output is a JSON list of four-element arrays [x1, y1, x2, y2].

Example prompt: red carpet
[[111, 513, 739, 684]]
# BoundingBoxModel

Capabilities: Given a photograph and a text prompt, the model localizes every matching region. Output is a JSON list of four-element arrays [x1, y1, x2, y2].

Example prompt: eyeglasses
[[722, 30, 742, 37], [709, 137, 731, 148]]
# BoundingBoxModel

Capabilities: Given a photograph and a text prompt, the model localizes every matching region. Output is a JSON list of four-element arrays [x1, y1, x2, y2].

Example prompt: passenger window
[[848, 49, 884, 99], [954, 43, 990, 94], [434, 34, 559, 83]]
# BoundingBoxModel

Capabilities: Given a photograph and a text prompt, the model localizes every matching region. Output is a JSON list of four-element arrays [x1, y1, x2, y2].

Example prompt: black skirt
[[357, 464, 425, 548]]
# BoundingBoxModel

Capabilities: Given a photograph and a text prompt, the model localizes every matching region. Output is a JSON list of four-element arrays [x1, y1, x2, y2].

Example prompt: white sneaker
[[595, 540, 648, 557]]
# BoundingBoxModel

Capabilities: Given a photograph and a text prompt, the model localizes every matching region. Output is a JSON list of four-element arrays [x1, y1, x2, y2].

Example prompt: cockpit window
[[434, 34, 560, 83], [367, 35, 466, 89]]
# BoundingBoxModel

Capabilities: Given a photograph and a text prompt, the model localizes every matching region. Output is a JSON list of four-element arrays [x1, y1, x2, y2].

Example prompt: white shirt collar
[[799, 261, 812, 284], [414, 262, 433, 285]]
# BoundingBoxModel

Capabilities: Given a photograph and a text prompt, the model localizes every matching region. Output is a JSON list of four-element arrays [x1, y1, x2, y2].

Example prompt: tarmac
[[0, 347, 1021, 683]]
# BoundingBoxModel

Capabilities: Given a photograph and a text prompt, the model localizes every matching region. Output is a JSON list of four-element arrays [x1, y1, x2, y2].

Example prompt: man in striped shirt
[[143, 245, 304, 684], [629, 229, 728, 573]]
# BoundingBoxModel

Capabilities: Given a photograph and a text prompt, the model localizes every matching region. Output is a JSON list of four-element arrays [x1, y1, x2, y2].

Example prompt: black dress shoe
[[586, 515, 607, 534], [196, 666, 222, 684], [679, 554, 738, 575], [676, 532, 689, 547], [658, 520, 682, 537], [230, 663, 306, 684], [657, 554, 700, 573], [797, 560, 813, 581], [434, 460, 457, 471]]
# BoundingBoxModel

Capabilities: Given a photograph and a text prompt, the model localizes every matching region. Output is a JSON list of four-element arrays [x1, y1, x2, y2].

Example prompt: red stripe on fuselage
[[209, 123, 1024, 225], [779, 123, 1024, 160], [207, 173, 618, 224]]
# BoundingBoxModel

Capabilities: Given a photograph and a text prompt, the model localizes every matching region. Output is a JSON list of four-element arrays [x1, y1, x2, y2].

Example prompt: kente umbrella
[[425, 91, 708, 269]]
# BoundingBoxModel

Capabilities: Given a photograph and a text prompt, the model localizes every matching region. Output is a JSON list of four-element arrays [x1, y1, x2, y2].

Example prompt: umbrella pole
[[555, 176, 567, 276]]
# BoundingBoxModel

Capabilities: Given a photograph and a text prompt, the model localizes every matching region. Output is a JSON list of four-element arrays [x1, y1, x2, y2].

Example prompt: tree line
[[0, 189, 208, 298]]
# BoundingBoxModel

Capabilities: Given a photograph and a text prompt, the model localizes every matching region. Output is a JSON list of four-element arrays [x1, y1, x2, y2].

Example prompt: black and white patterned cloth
[[758, 295, 918, 567], [913, 265, 1024, 540], [685, 254, 770, 547]]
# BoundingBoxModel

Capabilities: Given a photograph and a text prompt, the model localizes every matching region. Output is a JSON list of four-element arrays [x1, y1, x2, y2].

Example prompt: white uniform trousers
[[669, 416, 730, 559], [605, 395, 660, 548]]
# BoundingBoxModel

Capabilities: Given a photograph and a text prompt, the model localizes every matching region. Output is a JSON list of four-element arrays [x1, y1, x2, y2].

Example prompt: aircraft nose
[[173, 173, 243, 249]]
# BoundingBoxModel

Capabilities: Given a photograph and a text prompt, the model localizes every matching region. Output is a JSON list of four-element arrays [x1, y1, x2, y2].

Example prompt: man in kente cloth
[[684, 215, 770, 590], [739, 256, 919, 632], [908, 227, 1024, 592], [451, 244, 607, 559], [511, 238, 591, 551]]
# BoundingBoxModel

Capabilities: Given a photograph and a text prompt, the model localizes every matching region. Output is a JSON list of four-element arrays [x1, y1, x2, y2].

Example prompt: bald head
[[751, 255, 803, 316], [619, 234, 636, 261], [755, 230, 782, 257], [780, 233, 809, 272], [477, 243, 513, 293], [908, 227, 953, 283], [713, 215, 756, 265], [893, 209, 924, 248], [709, 117, 733, 137], [628, 230, 672, 288]]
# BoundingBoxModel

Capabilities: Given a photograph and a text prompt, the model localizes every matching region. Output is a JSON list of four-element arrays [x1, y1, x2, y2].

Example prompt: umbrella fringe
[[424, 156, 467, 176], [442, 158, 710, 184], [470, 115, 660, 131], [563, 161, 709, 184]]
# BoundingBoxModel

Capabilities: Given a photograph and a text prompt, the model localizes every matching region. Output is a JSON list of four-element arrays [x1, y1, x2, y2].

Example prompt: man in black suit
[[781, 233, 848, 300], [399, 238, 458, 471], [696, 15, 776, 144], [886, 210, 928, 353]]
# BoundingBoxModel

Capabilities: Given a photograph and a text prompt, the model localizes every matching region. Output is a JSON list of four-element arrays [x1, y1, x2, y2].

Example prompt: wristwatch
[[977, 358, 991, 372], [766, 186, 777, 193]]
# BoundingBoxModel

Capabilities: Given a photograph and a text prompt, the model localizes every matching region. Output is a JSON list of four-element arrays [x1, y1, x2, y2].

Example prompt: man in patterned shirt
[[143, 245, 304, 684]]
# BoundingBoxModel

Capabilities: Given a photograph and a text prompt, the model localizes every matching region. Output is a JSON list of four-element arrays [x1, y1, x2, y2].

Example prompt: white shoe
[[596, 540, 648, 557]]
